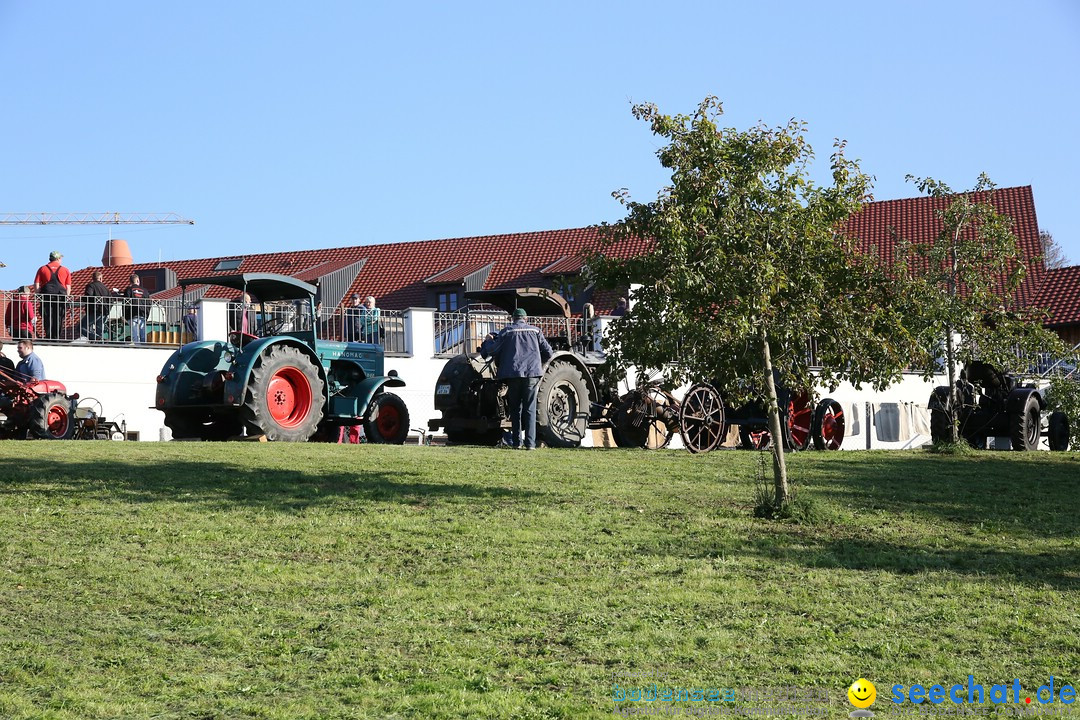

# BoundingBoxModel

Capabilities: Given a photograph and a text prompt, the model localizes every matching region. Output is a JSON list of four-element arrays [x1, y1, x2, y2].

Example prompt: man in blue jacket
[[481, 307, 554, 450]]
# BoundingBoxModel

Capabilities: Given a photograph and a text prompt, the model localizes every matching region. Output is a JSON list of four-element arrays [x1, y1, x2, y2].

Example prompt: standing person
[[230, 292, 257, 336], [480, 307, 553, 450], [359, 295, 380, 344], [15, 339, 45, 381], [611, 297, 628, 317], [123, 273, 150, 344], [0, 341, 15, 374], [33, 250, 72, 339], [182, 306, 199, 340], [5, 286, 37, 339], [343, 293, 362, 341], [80, 270, 114, 341]]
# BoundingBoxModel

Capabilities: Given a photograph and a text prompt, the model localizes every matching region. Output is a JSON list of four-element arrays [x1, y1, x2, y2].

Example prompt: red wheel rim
[[376, 403, 401, 439], [788, 392, 812, 449], [47, 405, 68, 437], [265, 367, 312, 428], [820, 404, 845, 450]]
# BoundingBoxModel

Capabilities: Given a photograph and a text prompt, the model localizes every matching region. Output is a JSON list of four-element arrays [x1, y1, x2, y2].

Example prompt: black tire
[[29, 391, 74, 440], [811, 398, 846, 451], [1009, 394, 1040, 451], [929, 386, 953, 444], [241, 345, 326, 442], [1048, 411, 1070, 451], [364, 392, 410, 444], [536, 361, 590, 448], [164, 410, 243, 441]]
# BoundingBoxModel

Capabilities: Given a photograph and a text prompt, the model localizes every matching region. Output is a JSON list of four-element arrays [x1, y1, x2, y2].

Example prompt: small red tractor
[[0, 366, 77, 439]]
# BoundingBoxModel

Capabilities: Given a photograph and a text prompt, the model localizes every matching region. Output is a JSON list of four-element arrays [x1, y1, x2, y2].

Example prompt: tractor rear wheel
[[1009, 394, 1041, 451], [242, 345, 326, 442], [29, 391, 74, 440], [364, 392, 410, 444], [537, 361, 590, 448], [1048, 411, 1070, 451]]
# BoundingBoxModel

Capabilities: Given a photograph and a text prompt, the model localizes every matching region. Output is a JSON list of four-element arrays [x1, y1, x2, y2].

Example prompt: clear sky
[[2, 1, 1078, 286]]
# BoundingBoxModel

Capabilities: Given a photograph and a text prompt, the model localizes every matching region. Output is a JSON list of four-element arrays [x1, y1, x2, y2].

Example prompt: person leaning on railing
[[33, 250, 72, 340], [80, 270, 114, 342], [5, 286, 37, 339]]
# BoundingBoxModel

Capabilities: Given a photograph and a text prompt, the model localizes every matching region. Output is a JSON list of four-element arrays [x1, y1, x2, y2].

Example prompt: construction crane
[[0, 213, 194, 267], [0, 212, 194, 225]]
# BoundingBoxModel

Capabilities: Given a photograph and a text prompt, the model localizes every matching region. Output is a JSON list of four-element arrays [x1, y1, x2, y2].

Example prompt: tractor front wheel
[[29, 391, 74, 440], [1048, 411, 1070, 451], [242, 345, 326, 442], [364, 392, 410, 444]]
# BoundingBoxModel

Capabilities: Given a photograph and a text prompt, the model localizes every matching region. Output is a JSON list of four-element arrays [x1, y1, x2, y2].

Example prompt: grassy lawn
[[1, 442, 1078, 719]]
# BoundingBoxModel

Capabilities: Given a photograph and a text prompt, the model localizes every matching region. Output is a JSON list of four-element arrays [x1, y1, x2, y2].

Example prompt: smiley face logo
[[848, 679, 877, 709]]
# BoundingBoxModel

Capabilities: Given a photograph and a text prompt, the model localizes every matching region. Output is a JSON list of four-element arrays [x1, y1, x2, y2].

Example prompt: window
[[438, 291, 459, 312], [213, 258, 243, 272]]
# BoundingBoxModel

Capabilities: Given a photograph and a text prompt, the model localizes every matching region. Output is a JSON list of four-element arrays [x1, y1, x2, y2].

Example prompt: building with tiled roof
[[845, 185, 1045, 308], [23, 185, 1067, 345], [1035, 264, 1080, 346]]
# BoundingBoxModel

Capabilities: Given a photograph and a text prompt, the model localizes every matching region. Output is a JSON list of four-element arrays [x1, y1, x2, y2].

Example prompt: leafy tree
[[586, 97, 925, 511], [901, 174, 1066, 442]]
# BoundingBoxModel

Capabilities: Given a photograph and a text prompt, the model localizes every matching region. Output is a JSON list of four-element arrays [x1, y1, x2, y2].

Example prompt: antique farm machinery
[[0, 366, 78, 439], [928, 360, 1070, 451], [608, 379, 846, 454]]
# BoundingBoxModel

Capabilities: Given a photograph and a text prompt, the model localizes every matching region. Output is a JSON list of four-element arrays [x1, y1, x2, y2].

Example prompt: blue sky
[[2, 1, 1078, 286]]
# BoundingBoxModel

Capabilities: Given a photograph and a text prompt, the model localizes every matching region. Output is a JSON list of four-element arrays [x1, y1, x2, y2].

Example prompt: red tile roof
[[1035, 265, 1080, 328], [58, 187, 1059, 320], [843, 185, 1045, 307]]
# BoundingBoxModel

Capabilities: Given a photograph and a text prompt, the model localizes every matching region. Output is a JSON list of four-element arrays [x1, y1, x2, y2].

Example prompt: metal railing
[[1, 290, 191, 346], [316, 306, 407, 355], [433, 310, 591, 357]]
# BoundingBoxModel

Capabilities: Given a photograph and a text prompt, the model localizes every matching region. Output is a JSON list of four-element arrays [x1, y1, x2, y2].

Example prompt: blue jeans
[[130, 316, 147, 343], [505, 376, 540, 449]]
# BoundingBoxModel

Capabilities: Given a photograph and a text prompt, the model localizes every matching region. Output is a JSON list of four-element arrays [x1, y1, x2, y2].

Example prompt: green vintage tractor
[[154, 273, 409, 442]]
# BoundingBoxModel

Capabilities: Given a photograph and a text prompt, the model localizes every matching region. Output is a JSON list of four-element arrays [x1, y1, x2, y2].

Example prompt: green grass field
[[1, 442, 1078, 719]]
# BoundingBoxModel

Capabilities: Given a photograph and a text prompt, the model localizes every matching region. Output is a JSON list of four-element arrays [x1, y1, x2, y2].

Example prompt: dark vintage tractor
[[155, 273, 409, 443], [428, 288, 613, 447], [612, 379, 845, 454], [0, 366, 78, 440], [928, 360, 1070, 450]]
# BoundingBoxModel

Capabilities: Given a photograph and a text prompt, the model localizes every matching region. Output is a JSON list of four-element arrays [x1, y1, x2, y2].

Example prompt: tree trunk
[[945, 326, 959, 443], [760, 329, 789, 507]]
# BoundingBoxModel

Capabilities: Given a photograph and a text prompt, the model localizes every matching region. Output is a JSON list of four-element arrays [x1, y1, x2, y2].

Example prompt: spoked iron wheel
[[611, 385, 679, 450], [811, 398, 845, 451], [678, 383, 725, 454]]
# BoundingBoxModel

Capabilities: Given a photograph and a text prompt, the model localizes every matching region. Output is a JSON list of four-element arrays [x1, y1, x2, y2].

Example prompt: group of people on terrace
[[7, 251, 385, 346], [4, 251, 153, 344]]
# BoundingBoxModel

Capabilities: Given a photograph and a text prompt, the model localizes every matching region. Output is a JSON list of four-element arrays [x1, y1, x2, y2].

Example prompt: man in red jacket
[[33, 250, 72, 340]]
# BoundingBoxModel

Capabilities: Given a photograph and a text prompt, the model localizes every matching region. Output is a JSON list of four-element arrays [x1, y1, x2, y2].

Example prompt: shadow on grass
[[660, 452, 1080, 588], [0, 458, 540, 511], [797, 452, 1080, 537]]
